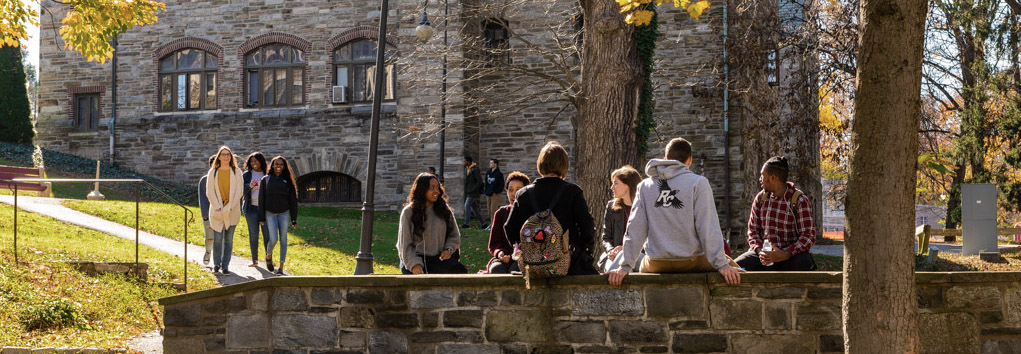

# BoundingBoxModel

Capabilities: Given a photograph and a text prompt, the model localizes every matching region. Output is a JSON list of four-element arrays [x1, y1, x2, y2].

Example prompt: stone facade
[[159, 272, 1021, 353], [37, 1, 744, 222]]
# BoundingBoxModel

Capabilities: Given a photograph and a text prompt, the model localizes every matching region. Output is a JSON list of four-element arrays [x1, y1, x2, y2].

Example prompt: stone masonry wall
[[159, 272, 1021, 353]]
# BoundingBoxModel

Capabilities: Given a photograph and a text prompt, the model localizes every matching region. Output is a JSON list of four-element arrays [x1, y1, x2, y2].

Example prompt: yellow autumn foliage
[[619, 0, 711, 25]]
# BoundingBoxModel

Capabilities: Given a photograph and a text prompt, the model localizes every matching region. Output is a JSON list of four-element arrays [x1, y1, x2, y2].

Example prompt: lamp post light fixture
[[415, 9, 434, 43], [354, 0, 393, 275]]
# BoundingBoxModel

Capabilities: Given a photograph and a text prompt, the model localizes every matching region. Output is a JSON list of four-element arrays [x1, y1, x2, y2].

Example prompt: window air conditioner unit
[[332, 86, 347, 104]]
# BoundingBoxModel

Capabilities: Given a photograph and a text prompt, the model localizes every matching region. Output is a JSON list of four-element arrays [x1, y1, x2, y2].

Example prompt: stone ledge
[[158, 272, 1021, 306]]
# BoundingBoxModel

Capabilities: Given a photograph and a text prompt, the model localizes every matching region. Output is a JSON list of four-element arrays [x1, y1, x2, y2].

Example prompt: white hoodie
[[615, 159, 730, 272]]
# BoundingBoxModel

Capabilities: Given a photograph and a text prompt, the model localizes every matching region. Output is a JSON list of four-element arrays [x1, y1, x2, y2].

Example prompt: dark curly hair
[[245, 152, 268, 173], [763, 156, 790, 182], [405, 173, 454, 238]]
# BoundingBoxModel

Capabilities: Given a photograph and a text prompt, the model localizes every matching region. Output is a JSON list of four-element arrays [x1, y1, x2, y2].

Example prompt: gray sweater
[[616, 159, 730, 272], [396, 204, 462, 270]]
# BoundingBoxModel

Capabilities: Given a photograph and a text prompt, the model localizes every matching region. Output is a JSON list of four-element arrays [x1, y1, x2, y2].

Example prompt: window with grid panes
[[74, 94, 100, 131], [333, 39, 397, 103], [158, 49, 218, 111], [244, 44, 306, 107]]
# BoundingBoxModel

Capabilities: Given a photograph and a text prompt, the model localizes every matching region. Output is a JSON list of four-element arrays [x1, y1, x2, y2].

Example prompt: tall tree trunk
[[576, 0, 643, 224], [843, 0, 926, 351]]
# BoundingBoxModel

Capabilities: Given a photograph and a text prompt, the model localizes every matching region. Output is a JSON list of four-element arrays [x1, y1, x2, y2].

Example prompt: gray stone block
[[529, 344, 574, 354], [340, 307, 375, 328], [436, 344, 500, 354], [764, 302, 792, 330], [501, 290, 521, 305], [30, 348, 55, 354], [730, 334, 816, 354], [575, 345, 615, 353], [203, 337, 225, 352], [226, 314, 270, 349], [248, 290, 270, 311], [339, 330, 367, 348], [556, 320, 606, 344], [638, 346, 668, 353], [347, 289, 386, 304], [1004, 288, 1021, 323], [917, 286, 943, 309], [710, 286, 753, 298], [410, 331, 457, 343], [2, 348, 31, 354], [486, 309, 551, 342], [572, 289, 644, 316], [369, 331, 408, 354], [608, 320, 667, 344], [796, 302, 841, 331], [979, 311, 1003, 324], [422, 312, 439, 328], [946, 286, 1001, 309], [375, 312, 419, 328], [501, 344, 528, 354], [274, 314, 338, 348], [443, 309, 483, 328], [807, 287, 842, 300], [819, 334, 844, 353], [983, 339, 1021, 354], [202, 296, 246, 315], [979, 251, 999, 262], [272, 289, 309, 312], [669, 320, 708, 330], [710, 299, 762, 330], [919, 313, 980, 353], [456, 291, 498, 306], [310, 288, 342, 305], [163, 304, 201, 327], [672, 333, 727, 353], [409, 290, 455, 309], [756, 287, 806, 299], [645, 287, 705, 318]]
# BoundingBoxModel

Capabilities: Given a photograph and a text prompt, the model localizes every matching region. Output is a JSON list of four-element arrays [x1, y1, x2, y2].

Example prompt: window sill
[[348, 103, 398, 115], [69, 131, 101, 137], [238, 106, 310, 112], [154, 109, 223, 116]]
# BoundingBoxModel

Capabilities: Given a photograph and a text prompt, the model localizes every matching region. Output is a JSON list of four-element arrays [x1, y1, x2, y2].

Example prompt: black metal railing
[[9, 178, 196, 291]]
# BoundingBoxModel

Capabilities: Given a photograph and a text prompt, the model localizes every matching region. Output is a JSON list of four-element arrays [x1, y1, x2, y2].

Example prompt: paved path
[[0, 195, 278, 285], [809, 243, 1020, 258]]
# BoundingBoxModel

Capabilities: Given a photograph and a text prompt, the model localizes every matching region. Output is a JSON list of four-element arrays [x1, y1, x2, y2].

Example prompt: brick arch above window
[[154, 37, 223, 60], [325, 27, 399, 52], [238, 32, 313, 56]]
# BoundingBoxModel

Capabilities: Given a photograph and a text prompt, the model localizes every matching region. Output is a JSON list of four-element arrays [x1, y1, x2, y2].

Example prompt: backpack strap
[[788, 189, 803, 215]]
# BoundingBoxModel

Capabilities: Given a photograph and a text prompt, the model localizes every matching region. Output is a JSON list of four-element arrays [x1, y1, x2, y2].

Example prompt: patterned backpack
[[517, 187, 571, 288]]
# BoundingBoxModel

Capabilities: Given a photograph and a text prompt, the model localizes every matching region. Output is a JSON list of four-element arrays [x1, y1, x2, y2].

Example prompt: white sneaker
[[203, 252, 210, 265]]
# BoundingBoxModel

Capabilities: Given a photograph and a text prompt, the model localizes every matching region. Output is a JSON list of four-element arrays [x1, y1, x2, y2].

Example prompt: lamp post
[[415, 0, 448, 182], [354, 0, 392, 275]]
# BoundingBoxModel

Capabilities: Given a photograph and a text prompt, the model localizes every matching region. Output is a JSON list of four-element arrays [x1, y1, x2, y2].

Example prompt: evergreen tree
[[0, 44, 33, 143]]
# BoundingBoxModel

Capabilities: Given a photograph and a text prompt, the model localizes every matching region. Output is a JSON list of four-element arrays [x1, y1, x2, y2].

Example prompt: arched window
[[298, 171, 362, 203], [159, 49, 217, 111], [244, 44, 305, 107], [333, 39, 397, 103]]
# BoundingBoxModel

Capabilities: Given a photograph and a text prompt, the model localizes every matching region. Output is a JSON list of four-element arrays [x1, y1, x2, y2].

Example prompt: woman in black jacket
[[598, 165, 642, 272], [503, 141, 598, 275], [259, 156, 299, 275]]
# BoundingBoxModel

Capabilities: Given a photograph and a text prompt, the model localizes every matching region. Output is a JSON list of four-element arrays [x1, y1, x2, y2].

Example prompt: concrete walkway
[[0, 195, 277, 285], [809, 243, 1020, 258]]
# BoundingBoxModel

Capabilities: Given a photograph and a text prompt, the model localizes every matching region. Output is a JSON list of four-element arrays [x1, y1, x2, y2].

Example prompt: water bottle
[[762, 239, 775, 266]]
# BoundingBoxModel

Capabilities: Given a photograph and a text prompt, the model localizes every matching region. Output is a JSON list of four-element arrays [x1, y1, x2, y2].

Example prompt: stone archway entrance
[[297, 171, 362, 203]]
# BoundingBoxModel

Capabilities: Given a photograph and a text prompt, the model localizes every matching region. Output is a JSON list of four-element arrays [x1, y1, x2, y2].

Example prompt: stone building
[[36, 0, 771, 241]]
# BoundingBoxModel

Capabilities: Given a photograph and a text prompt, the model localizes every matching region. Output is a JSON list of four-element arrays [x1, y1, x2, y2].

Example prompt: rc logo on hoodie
[[654, 179, 684, 209]]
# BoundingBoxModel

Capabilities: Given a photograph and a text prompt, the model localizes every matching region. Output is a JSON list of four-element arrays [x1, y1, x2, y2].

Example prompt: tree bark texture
[[576, 0, 643, 227], [843, 0, 927, 351]]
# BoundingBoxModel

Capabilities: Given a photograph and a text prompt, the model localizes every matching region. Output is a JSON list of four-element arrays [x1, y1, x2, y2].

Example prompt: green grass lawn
[[0, 203, 218, 348], [61, 200, 495, 274]]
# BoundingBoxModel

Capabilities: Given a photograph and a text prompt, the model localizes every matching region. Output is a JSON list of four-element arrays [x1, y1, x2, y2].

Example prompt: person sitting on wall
[[606, 138, 744, 286], [397, 173, 467, 274], [485, 171, 530, 274], [733, 156, 818, 271]]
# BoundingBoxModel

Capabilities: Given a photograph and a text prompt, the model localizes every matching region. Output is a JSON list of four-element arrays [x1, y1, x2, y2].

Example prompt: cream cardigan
[[205, 166, 244, 232]]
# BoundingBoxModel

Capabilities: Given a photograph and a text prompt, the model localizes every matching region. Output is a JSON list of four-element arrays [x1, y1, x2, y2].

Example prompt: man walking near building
[[462, 156, 488, 229], [484, 158, 505, 229], [607, 138, 743, 286], [735, 156, 817, 271]]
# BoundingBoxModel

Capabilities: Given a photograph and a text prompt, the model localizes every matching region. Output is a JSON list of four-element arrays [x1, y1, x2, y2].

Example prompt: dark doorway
[[297, 171, 362, 203]]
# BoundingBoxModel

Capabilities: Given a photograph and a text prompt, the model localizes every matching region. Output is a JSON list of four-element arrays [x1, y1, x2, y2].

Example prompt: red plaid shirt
[[747, 182, 816, 255]]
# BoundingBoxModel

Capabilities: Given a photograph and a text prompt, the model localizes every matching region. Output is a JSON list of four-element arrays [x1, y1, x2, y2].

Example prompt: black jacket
[[464, 164, 484, 198], [601, 200, 631, 252], [503, 177, 598, 275], [258, 174, 298, 224], [484, 168, 504, 196]]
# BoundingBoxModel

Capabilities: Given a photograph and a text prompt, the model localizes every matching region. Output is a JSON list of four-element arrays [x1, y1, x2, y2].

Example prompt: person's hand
[[719, 266, 745, 285], [500, 254, 511, 263], [605, 269, 628, 287], [259, 221, 264, 226], [214, 207, 222, 212], [760, 250, 792, 264], [608, 246, 622, 261], [440, 250, 452, 261], [292, 223, 298, 229], [412, 265, 424, 275], [250, 180, 258, 187]]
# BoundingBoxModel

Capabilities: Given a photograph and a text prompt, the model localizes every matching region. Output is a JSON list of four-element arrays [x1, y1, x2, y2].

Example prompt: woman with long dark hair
[[396, 173, 466, 274], [242, 152, 270, 268], [205, 146, 244, 275], [598, 165, 643, 272], [258, 156, 299, 275]]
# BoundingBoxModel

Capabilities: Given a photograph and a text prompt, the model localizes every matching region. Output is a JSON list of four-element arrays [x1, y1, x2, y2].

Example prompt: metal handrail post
[[183, 208, 188, 292], [135, 181, 140, 266]]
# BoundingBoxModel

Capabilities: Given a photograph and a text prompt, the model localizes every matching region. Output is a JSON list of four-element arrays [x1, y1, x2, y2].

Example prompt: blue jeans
[[202, 219, 214, 254], [212, 225, 236, 269], [463, 196, 486, 227], [265, 211, 289, 265], [244, 207, 269, 261]]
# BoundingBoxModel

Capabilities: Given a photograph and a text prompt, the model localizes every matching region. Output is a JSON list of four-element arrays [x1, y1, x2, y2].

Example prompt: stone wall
[[158, 272, 1021, 353]]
